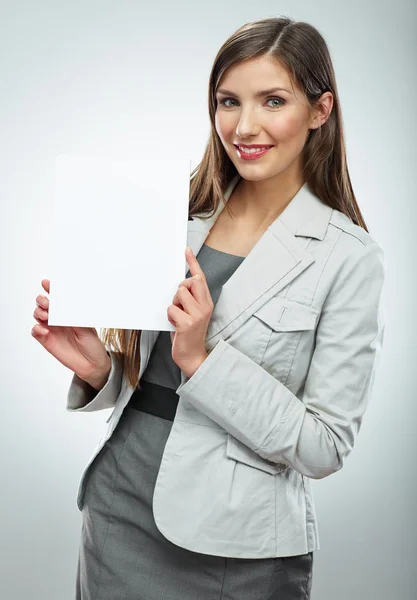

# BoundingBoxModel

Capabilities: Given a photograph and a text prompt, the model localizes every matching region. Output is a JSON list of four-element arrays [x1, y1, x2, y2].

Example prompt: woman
[[32, 16, 385, 600]]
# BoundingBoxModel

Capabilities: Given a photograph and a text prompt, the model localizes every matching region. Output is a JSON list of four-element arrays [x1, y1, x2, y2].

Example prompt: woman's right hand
[[31, 279, 111, 385]]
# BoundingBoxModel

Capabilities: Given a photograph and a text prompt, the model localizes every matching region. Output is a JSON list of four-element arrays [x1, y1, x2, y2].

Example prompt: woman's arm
[[66, 350, 125, 412], [175, 240, 386, 479]]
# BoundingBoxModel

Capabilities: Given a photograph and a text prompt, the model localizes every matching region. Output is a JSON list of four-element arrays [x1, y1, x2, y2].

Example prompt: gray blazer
[[66, 174, 386, 558]]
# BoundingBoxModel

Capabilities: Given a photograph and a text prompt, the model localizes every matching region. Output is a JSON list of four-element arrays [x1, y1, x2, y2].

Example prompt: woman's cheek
[[278, 112, 308, 140], [215, 113, 233, 142]]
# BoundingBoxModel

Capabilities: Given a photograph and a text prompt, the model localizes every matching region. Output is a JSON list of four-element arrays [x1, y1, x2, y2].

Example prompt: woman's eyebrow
[[216, 86, 292, 96]]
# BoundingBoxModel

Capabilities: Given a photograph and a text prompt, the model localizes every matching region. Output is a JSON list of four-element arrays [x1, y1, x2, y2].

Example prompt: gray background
[[1, 0, 416, 598]]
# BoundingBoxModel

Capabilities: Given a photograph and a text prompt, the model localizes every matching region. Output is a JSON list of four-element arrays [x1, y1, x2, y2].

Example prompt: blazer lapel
[[187, 174, 333, 348]]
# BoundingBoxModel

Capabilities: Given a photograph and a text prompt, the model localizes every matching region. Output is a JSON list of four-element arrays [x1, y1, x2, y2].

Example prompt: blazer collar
[[185, 174, 333, 346]]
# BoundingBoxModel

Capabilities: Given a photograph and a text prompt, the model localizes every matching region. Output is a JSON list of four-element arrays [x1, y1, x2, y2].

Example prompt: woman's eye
[[217, 97, 285, 108], [266, 97, 285, 107], [218, 98, 237, 107]]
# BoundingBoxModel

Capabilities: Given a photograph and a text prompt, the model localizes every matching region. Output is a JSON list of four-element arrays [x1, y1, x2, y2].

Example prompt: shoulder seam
[[329, 221, 366, 246]]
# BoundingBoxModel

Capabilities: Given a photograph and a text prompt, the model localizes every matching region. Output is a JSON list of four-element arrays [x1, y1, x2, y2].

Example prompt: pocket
[[253, 296, 319, 332], [226, 433, 289, 475]]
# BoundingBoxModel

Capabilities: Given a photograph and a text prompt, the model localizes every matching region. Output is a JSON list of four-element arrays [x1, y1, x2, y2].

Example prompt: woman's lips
[[234, 145, 274, 161]]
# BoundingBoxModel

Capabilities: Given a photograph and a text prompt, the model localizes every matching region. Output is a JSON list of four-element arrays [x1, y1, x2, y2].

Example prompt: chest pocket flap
[[253, 296, 320, 332]]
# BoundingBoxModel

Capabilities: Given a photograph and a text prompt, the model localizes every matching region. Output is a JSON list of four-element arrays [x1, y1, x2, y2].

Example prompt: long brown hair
[[100, 16, 369, 389]]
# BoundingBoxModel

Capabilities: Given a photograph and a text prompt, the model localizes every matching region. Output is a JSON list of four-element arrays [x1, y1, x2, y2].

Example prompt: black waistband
[[128, 379, 179, 421]]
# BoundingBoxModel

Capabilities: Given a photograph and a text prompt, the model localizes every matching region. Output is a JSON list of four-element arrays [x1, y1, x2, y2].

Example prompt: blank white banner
[[49, 155, 191, 331]]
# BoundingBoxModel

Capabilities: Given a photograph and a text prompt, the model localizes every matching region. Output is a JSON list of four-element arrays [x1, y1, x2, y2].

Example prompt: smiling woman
[[98, 17, 368, 391], [59, 15, 385, 600], [214, 54, 333, 222]]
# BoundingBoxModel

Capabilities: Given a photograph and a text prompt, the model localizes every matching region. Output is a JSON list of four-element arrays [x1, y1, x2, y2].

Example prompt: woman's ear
[[312, 92, 334, 129]]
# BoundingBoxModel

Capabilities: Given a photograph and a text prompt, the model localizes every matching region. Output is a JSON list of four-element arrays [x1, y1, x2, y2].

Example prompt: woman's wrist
[[84, 355, 112, 392]]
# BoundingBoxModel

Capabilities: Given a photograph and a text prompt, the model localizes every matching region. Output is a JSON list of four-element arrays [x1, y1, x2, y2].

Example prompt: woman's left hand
[[169, 247, 213, 378]]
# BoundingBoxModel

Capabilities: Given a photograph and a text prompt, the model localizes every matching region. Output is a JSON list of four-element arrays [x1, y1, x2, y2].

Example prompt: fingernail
[[186, 247, 193, 255]]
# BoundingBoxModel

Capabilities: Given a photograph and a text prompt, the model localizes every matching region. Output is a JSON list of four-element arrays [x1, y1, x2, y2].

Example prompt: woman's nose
[[235, 109, 261, 139]]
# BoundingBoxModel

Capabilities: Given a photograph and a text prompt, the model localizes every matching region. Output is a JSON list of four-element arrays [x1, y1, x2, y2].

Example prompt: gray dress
[[76, 243, 314, 600]]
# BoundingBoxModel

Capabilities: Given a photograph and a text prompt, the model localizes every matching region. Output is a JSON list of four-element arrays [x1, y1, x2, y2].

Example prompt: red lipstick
[[234, 144, 273, 161]]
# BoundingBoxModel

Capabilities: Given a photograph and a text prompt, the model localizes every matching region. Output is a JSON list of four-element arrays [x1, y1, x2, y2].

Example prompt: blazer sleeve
[[66, 350, 124, 413], [175, 240, 386, 479]]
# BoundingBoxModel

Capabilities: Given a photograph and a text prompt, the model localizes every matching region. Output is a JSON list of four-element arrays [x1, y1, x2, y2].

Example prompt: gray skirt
[[76, 404, 313, 600]]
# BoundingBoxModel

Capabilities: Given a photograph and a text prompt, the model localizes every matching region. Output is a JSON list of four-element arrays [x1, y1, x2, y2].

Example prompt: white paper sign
[[48, 155, 192, 331]]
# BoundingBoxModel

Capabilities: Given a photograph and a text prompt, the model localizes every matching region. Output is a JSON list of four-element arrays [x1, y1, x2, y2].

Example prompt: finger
[[179, 274, 209, 305], [31, 324, 50, 337], [179, 276, 195, 288], [41, 279, 50, 294], [185, 249, 211, 305], [36, 295, 49, 309], [177, 275, 208, 307], [168, 304, 190, 329], [174, 285, 201, 318], [185, 248, 206, 280], [33, 316, 49, 329], [34, 306, 48, 323], [176, 277, 204, 306]]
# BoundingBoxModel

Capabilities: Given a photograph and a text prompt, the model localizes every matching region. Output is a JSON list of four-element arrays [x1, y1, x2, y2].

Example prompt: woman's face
[[214, 55, 319, 183]]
